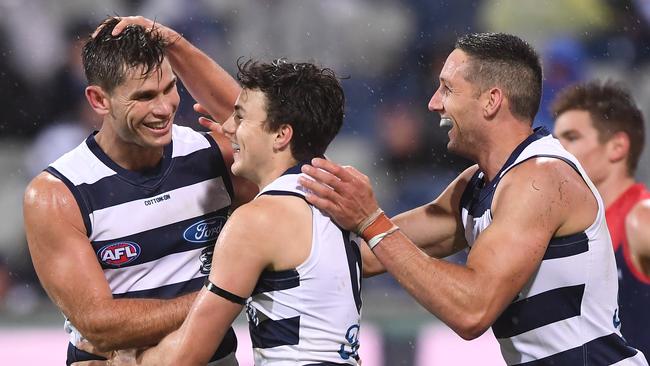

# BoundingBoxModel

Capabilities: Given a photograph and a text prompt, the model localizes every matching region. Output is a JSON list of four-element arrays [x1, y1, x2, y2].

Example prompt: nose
[[221, 114, 236, 136], [428, 89, 443, 113], [152, 95, 176, 118]]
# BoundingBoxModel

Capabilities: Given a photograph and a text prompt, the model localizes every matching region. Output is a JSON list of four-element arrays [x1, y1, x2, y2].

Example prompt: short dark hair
[[236, 59, 344, 161], [455, 33, 542, 122], [82, 17, 169, 92], [551, 80, 645, 175]]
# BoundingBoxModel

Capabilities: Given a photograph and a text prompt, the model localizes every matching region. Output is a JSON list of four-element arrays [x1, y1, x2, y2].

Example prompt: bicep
[[626, 200, 650, 258], [24, 177, 113, 322]]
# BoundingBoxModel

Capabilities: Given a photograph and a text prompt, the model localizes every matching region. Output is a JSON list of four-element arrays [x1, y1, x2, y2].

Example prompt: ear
[[85, 85, 111, 116], [273, 123, 293, 152], [483, 87, 504, 119], [606, 131, 630, 164]]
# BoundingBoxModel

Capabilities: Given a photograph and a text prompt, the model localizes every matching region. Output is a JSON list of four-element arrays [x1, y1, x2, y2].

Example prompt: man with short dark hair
[[23, 16, 255, 365], [553, 80, 650, 358], [300, 33, 648, 365]]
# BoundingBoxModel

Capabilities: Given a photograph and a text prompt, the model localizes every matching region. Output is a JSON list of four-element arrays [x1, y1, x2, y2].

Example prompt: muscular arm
[[302, 160, 475, 277], [136, 197, 304, 365], [24, 173, 196, 352], [626, 199, 650, 276], [302, 158, 594, 339]]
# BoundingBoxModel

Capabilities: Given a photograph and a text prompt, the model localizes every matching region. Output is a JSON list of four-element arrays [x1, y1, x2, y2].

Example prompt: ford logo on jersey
[[183, 216, 226, 243], [98, 241, 141, 267]]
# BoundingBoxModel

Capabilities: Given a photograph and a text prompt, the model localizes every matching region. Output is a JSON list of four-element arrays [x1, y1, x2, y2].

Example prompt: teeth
[[439, 117, 453, 128], [146, 121, 167, 129], [231, 143, 240, 152]]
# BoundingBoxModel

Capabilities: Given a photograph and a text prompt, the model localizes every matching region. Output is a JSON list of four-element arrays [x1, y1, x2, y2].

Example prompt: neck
[[477, 125, 534, 181], [256, 156, 299, 190], [594, 173, 636, 208], [95, 129, 165, 171]]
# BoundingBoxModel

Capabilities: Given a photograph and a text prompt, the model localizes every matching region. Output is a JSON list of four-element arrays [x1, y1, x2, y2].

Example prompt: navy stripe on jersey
[[544, 232, 589, 260], [251, 269, 300, 296], [45, 166, 93, 236], [86, 133, 173, 186], [204, 132, 235, 200], [261, 190, 307, 200], [209, 327, 238, 362], [112, 275, 205, 299], [513, 333, 638, 366], [249, 316, 300, 349], [77, 143, 228, 211], [493, 284, 585, 338], [92, 208, 228, 268], [343, 231, 363, 314]]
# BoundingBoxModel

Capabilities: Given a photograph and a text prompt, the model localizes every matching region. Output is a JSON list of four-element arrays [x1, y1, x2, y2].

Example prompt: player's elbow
[[453, 311, 492, 340], [72, 317, 123, 352]]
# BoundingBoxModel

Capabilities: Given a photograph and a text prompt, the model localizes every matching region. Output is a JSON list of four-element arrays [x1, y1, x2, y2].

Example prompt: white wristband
[[366, 226, 400, 250]]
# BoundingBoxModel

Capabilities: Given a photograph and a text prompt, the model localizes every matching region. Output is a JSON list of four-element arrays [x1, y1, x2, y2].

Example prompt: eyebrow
[[130, 77, 177, 99]]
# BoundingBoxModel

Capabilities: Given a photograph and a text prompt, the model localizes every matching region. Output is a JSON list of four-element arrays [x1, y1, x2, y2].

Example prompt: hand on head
[[299, 158, 380, 231], [91, 16, 181, 44]]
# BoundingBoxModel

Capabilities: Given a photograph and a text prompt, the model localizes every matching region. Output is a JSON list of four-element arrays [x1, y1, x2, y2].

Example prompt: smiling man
[[23, 17, 255, 365], [299, 33, 648, 365]]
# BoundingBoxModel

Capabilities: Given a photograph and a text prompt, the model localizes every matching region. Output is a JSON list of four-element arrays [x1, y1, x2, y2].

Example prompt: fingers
[[198, 116, 223, 134], [310, 158, 356, 182], [301, 164, 344, 191], [193, 103, 209, 115], [112, 16, 151, 36]]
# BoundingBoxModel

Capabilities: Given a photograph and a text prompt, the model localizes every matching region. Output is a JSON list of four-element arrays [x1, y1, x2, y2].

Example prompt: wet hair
[[82, 17, 169, 92], [236, 58, 344, 161], [455, 33, 542, 122], [551, 80, 645, 175]]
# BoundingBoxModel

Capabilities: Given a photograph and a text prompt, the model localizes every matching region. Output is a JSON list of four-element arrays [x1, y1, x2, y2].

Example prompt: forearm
[[373, 231, 492, 339], [76, 292, 197, 351], [166, 37, 240, 122]]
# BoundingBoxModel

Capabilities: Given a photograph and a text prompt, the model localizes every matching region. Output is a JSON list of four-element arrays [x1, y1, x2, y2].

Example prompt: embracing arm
[[136, 200, 284, 365], [24, 173, 196, 352], [302, 159, 474, 277], [301, 158, 589, 339]]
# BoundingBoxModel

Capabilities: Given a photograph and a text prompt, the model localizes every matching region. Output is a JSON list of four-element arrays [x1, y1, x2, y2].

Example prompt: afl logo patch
[[183, 216, 226, 243], [98, 241, 141, 267]]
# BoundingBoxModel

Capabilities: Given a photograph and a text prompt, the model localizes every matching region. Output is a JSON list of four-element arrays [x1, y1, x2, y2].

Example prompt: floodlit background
[[1, 0, 650, 364]]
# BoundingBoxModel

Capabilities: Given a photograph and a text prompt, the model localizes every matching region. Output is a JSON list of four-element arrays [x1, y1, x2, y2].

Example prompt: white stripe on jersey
[[170, 125, 213, 158], [90, 177, 230, 241], [105, 247, 206, 295], [51, 141, 117, 185]]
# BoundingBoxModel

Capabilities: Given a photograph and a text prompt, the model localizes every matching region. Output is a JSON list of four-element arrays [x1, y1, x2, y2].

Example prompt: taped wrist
[[204, 278, 247, 305]]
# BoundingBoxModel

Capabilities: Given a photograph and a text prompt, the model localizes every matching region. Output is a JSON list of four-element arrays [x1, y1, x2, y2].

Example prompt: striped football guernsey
[[47, 125, 237, 363], [459, 127, 647, 365]]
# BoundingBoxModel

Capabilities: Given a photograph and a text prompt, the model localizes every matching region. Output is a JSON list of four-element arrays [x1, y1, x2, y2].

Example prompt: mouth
[[439, 117, 453, 128], [231, 142, 241, 153], [143, 119, 170, 130]]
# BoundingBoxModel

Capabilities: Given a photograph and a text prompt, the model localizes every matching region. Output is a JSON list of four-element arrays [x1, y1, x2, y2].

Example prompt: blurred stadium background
[[1, 0, 649, 364]]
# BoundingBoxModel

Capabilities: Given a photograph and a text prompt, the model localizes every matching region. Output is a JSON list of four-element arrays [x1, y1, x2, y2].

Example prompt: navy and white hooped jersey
[[246, 164, 362, 366], [47, 125, 237, 361], [460, 127, 647, 365]]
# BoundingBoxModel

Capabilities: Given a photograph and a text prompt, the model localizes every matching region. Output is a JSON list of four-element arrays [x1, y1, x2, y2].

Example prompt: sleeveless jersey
[[606, 183, 650, 358], [245, 164, 362, 365], [459, 127, 647, 365], [47, 125, 237, 362]]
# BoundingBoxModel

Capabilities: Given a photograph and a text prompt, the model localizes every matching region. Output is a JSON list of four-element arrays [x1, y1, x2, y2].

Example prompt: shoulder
[[24, 172, 84, 233], [626, 198, 650, 235], [223, 195, 309, 240], [499, 157, 585, 195]]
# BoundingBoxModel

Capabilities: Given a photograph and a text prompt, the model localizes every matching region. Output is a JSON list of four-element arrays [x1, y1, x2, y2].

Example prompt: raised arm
[[111, 16, 240, 123], [24, 173, 196, 352]]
